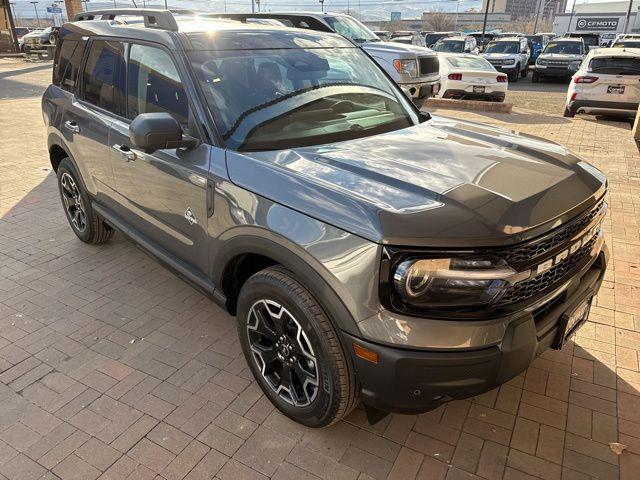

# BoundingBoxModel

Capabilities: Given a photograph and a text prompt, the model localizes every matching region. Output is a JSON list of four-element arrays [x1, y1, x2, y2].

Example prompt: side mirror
[[129, 112, 198, 154], [464, 48, 471, 53]]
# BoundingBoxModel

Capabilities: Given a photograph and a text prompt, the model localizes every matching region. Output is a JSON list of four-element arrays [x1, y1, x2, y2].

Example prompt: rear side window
[[590, 57, 640, 75], [53, 38, 85, 92], [82, 40, 125, 115], [127, 44, 188, 125]]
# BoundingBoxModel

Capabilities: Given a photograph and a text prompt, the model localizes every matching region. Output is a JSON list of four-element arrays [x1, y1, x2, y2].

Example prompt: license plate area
[[552, 297, 593, 349], [607, 85, 625, 94], [473, 86, 486, 93]]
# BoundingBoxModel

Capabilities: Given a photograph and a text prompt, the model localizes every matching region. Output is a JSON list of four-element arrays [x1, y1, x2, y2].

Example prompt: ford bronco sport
[[43, 9, 608, 427]]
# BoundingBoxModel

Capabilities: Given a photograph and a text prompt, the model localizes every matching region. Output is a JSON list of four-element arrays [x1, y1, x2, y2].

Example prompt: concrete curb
[[425, 97, 513, 113]]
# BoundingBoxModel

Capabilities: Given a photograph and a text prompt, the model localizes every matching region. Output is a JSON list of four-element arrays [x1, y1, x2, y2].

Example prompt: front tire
[[57, 158, 113, 244], [510, 66, 519, 83], [520, 65, 527, 78], [532, 72, 540, 83], [237, 266, 359, 427]]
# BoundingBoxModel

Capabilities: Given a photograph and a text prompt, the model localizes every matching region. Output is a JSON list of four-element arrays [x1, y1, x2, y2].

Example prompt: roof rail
[[73, 9, 179, 31]]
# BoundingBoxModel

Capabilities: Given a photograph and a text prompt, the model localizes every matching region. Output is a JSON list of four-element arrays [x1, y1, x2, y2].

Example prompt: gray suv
[[43, 9, 609, 427]]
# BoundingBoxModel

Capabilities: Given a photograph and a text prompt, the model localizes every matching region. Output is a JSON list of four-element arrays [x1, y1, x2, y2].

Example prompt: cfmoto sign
[[576, 17, 620, 31]]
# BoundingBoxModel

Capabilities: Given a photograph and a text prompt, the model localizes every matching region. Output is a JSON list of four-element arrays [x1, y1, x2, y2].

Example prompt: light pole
[[9, 1, 17, 21], [481, 0, 490, 45], [30, 1, 40, 27], [624, 0, 634, 33], [319, 0, 324, 12], [568, 0, 577, 33], [81, 0, 89, 11]]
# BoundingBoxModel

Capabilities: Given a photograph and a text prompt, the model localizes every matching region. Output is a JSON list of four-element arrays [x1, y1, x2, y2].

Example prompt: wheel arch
[[212, 233, 362, 337]]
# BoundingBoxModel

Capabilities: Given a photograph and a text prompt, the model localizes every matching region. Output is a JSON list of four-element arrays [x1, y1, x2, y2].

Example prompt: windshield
[[425, 33, 447, 45], [484, 42, 519, 54], [590, 57, 640, 75], [392, 37, 413, 45], [613, 41, 640, 48], [324, 16, 379, 42], [189, 47, 417, 151], [434, 40, 464, 53], [580, 35, 599, 46], [527, 35, 542, 45], [446, 56, 494, 71], [544, 42, 582, 55]]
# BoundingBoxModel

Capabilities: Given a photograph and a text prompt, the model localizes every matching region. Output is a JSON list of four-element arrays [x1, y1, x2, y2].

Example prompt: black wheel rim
[[247, 299, 319, 407], [60, 172, 87, 233]]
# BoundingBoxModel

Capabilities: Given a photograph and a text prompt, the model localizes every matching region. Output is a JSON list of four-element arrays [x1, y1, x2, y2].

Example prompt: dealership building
[[554, 1, 640, 34]]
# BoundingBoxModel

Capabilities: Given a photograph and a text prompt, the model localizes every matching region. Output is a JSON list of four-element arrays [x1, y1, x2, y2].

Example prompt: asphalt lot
[[1, 56, 640, 480]]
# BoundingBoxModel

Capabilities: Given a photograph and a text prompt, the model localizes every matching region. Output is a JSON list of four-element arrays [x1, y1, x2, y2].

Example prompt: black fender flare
[[212, 233, 361, 337]]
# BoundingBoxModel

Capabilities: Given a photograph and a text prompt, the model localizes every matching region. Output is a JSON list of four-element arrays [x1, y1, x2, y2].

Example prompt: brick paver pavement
[[1, 57, 639, 480]]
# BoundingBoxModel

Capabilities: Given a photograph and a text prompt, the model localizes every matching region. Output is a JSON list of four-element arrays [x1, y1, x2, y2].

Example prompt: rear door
[[582, 55, 640, 104], [59, 37, 125, 203]]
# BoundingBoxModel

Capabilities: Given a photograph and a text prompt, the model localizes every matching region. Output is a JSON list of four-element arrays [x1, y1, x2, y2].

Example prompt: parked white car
[[432, 36, 479, 55], [482, 37, 530, 82], [436, 53, 508, 102], [564, 48, 640, 117]]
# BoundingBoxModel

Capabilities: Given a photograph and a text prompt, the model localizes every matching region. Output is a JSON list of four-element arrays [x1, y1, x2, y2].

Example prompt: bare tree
[[424, 11, 456, 32]]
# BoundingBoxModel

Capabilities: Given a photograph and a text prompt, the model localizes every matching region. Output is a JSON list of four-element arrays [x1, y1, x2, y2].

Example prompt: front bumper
[[491, 64, 517, 73], [535, 65, 578, 77], [343, 244, 608, 414], [400, 78, 440, 99]]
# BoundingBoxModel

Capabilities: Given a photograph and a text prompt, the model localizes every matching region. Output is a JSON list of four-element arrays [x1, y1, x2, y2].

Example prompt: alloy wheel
[[247, 299, 319, 407], [60, 172, 87, 232]]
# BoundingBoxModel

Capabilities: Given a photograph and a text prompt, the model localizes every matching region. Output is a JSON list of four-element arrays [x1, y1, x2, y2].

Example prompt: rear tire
[[57, 158, 113, 244], [237, 266, 359, 428], [563, 106, 575, 118]]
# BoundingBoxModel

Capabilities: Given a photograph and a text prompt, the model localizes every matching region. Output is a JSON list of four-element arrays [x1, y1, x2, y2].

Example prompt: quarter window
[[127, 44, 188, 125], [53, 38, 85, 92], [82, 40, 125, 114]]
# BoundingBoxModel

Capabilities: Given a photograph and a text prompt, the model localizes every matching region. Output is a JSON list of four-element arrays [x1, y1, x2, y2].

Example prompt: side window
[[53, 38, 86, 92], [127, 44, 188, 126], [82, 40, 125, 115]]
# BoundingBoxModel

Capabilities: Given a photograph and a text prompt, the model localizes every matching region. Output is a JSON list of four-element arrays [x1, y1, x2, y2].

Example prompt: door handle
[[64, 120, 79, 133], [112, 144, 136, 162]]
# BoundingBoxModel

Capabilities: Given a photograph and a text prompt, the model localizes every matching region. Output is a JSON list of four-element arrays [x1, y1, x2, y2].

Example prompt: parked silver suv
[[43, 9, 608, 427]]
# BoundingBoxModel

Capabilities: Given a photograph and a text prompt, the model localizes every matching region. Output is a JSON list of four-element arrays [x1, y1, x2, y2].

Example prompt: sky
[[7, 0, 620, 22]]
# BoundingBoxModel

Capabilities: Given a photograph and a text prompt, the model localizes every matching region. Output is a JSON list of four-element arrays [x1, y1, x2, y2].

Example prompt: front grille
[[546, 61, 569, 67], [419, 56, 439, 76], [498, 201, 604, 266], [498, 232, 599, 306]]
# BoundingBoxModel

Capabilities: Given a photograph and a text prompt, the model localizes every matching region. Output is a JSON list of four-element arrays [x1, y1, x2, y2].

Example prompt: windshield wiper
[[352, 37, 378, 43]]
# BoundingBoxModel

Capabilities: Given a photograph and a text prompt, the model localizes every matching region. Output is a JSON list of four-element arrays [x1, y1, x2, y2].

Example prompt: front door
[[109, 42, 210, 276]]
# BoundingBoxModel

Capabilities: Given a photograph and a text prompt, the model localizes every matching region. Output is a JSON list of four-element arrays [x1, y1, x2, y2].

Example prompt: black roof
[[61, 10, 352, 51]]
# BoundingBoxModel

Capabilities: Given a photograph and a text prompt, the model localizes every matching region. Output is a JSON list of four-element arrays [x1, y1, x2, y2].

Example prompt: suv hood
[[483, 53, 517, 59], [362, 41, 436, 57], [227, 116, 606, 247]]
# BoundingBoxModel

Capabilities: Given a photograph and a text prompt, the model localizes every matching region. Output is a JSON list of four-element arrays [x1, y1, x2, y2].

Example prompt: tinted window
[[127, 44, 188, 125], [434, 40, 464, 53], [590, 57, 640, 75], [82, 40, 125, 114], [613, 41, 640, 48], [484, 42, 519, 54], [544, 42, 583, 55], [53, 38, 85, 92], [189, 47, 416, 151]]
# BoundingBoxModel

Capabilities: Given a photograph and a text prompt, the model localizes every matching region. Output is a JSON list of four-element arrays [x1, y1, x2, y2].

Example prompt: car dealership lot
[[1, 57, 639, 480]]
